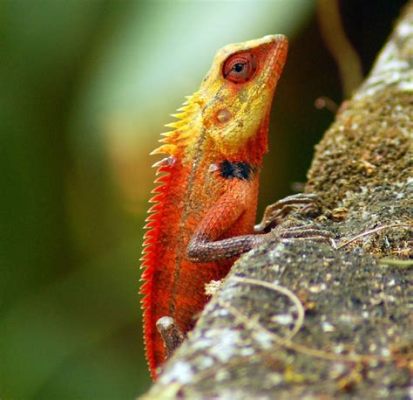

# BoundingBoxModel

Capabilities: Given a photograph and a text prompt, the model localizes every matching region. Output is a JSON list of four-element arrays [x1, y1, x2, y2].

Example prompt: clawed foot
[[255, 193, 322, 233], [275, 225, 336, 248], [156, 316, 184, 359]]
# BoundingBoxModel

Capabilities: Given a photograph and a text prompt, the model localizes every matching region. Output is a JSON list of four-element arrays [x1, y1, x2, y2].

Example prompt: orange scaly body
[[140, 35, 288, 379]]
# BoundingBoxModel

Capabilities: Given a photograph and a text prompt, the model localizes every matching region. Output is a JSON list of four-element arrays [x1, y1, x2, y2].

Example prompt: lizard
[[140, 34, 328, 380]]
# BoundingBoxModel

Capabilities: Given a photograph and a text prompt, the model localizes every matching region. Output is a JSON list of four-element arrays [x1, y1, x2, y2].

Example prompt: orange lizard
[[141, 35, 290, 379]]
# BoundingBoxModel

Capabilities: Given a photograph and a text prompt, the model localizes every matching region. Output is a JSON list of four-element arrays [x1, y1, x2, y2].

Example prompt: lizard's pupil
[[233, 63, 244, 73]]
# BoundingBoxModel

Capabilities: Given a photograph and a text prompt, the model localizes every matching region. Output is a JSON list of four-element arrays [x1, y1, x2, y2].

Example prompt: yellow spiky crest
[[150, 92, 203, 159]]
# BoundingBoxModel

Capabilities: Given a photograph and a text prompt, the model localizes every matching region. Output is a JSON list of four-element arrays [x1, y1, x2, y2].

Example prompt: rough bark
[[142, 4, 413, 399]]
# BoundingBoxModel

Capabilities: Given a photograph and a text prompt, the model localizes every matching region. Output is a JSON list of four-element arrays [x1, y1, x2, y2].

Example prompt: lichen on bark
[[306, 90, 413, 211]]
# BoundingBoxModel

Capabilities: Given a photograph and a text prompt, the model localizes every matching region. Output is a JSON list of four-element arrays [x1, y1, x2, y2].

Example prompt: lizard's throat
[[232, 113, 270, 166]]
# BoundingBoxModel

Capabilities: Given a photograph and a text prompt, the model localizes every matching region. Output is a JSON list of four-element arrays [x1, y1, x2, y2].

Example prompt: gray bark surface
[[142, 4, 413, 399]]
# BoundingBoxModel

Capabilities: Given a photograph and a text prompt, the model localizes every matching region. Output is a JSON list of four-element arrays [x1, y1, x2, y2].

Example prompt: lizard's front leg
[[187, 180, 261, 262], [188, 193, 335, 262]]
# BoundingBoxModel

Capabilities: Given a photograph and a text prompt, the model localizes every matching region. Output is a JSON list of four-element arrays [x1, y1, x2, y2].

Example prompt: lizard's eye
[[223, 52, 256, 83]]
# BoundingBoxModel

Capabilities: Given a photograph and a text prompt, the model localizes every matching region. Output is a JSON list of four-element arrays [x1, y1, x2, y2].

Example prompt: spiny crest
[[140, 91, 201, 376], [150, 92, 202, 158], [141, 92, 202, 295], [140, 162, 172, 378], [140, 162, 171, 282]]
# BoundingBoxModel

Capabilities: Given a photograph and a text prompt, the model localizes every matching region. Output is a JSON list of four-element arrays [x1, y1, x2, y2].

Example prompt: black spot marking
[[219, 160, 254, 180]]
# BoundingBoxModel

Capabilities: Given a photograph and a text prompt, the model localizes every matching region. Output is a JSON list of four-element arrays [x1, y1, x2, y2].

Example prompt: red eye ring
[[222, 52, 256, 83]]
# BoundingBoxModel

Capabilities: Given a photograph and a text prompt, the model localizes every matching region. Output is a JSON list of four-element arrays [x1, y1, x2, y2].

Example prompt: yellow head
[[199, 34, 288, 162]]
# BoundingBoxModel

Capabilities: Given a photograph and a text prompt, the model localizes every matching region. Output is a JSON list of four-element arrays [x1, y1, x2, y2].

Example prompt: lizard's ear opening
[[222, 52, 256, 83]]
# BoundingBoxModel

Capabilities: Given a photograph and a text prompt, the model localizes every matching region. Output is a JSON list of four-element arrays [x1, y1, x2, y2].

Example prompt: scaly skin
[[140, 35, 288, 379]]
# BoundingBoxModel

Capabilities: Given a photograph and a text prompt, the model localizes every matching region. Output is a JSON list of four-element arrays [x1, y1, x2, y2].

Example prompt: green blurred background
[[0, 1, 407, 399]]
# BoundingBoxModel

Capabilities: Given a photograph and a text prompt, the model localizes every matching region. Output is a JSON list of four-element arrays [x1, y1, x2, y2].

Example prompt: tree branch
[[142, 3, 413, 399]]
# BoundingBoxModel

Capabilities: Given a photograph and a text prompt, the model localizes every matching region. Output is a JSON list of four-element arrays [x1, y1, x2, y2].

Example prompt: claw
[[255, 193, 322, 233], [277, 225, 336, 248]]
